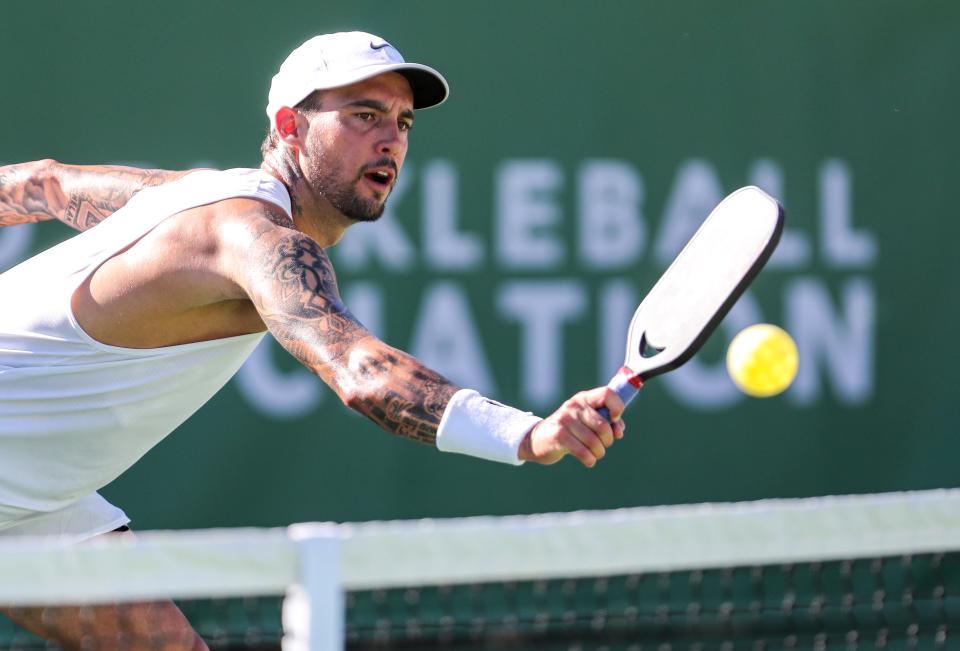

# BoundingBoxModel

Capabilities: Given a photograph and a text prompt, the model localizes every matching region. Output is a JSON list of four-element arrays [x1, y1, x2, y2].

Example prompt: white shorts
[[0, 493, 130, 542]]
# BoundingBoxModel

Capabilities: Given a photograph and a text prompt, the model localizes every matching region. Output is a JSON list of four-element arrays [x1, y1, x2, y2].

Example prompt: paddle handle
[[597, 366, 643, 422]]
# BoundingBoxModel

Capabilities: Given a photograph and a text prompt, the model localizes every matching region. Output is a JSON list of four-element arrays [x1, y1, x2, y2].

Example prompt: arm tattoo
[[258, 234, 370, 367], [60, 167, 188, 231], [351, 363, 458, 445], [0, 163, 67, 227], [0, 161, 187, 231], [247, 226, 458, 445]]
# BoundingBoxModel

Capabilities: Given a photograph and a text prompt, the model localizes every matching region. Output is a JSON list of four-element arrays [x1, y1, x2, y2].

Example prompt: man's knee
[[2, 601, 208, 651]]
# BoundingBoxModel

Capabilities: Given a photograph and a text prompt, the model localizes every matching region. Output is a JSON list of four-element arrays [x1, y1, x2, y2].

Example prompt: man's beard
[[312, 164, 389, 223]]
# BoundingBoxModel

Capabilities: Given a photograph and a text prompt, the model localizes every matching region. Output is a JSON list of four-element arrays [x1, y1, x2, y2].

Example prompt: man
[[0, 32, 625, 649]]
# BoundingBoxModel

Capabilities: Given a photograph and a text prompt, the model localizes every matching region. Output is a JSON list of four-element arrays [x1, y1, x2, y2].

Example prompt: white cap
[[266, 31, 449, 127]]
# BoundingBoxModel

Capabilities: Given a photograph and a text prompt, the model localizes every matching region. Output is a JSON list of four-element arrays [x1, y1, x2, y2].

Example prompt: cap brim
[[392, 65, 449, 109], [339, 62, 448, 109]]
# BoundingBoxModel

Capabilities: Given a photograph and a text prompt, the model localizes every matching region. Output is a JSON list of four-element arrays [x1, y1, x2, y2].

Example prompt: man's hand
[[518, 387, 626, 467]]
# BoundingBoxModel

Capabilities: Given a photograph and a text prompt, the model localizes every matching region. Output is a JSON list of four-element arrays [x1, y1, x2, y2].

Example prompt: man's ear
[[274, 107, 305, 151]]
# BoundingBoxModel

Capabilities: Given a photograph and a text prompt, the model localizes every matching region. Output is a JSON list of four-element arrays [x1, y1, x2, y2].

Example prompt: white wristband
[[436, 389, 541, 465]]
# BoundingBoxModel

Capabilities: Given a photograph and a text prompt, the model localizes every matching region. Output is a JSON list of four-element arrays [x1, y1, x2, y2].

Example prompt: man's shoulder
[[147, 189, 293, 270], [153, 167, 286, 216], [194, 195, 298, 270], [213, 195, 292, 223]]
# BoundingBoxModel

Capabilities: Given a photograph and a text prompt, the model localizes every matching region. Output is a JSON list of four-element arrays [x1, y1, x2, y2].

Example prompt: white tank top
[[0, 168, 290, 513]]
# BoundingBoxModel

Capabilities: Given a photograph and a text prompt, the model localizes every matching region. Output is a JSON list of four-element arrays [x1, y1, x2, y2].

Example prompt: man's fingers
[[593, 387, 626, 442], [587, 386, 626, 422], [562, 415, 606, 462], [604, 390, 626, 422], [531, 387, 628, 468], [580, 405, 615, 448], [558, 430, 598, 468], [612, 418, 625, 440]]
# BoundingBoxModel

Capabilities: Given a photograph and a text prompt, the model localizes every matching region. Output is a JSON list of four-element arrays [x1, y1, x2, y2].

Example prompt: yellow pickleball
[[726, 324, 799, 397]]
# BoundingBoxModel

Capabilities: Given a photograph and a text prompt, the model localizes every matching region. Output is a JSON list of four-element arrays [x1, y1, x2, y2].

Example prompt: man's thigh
[[2, 600, 208, 651]]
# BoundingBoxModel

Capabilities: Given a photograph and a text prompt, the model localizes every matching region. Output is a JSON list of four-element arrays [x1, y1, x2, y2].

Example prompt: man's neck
[[260, 158, 352, 248]]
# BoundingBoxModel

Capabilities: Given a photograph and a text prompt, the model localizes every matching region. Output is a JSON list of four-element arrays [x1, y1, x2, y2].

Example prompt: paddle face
[[624, 186, 784, 381], [598, 186, 784, 422]]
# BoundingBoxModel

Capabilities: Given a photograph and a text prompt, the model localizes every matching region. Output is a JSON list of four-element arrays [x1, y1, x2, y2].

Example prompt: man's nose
[[376, 122, 404, 155]]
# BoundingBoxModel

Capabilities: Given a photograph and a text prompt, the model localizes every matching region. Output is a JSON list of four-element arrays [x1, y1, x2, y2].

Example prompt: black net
[[2, 552, 957, 650], [344, 553, 960, 650]]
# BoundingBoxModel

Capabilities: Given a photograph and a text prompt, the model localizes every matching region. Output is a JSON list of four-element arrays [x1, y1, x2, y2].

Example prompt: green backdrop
[[2, 1, 957, 529]]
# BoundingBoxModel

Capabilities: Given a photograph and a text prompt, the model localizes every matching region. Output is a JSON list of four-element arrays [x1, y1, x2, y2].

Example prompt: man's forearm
[[265, 299, 458, 445], [0, 160, 188, 231], [340, 344, 459, 445]]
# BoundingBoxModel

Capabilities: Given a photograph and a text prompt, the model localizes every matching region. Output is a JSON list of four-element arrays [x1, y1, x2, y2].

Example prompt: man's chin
[[343, 201, 386, 223], [349, 211, 385, 223], [328, 186, 388, 223]]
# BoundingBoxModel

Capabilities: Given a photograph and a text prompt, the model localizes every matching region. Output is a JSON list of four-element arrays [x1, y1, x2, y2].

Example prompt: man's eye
[[356, 112, 375, 121], [399, 121, 413, 132]]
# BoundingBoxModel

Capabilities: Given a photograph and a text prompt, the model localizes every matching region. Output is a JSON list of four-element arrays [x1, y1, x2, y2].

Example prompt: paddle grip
[[597, 367, 643, 422]]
